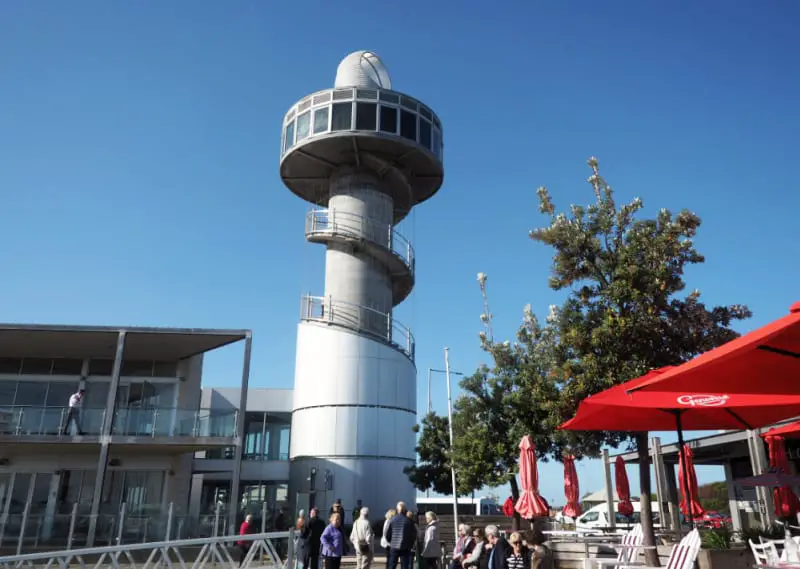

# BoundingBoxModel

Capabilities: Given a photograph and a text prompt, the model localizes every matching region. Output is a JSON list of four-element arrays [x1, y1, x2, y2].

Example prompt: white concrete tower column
[[279, 50, 445, 516]]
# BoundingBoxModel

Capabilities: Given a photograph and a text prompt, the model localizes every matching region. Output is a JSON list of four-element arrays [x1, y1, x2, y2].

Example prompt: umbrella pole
[[674, 412, 694, 530]]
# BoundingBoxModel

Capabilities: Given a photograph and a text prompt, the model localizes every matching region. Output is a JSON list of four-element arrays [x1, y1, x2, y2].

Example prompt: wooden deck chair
[[585, 524, 643, 568], [620, 528, 701, 569]]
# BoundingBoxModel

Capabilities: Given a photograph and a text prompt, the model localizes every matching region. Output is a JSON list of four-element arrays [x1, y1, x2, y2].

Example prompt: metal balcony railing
[[305, 208, 415, 274], [0, 406, 238, 438], [300, 295, 415, 361]]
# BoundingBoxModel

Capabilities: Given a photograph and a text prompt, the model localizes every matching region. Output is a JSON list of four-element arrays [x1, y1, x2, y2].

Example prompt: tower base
[[289, 321, 417, 519]]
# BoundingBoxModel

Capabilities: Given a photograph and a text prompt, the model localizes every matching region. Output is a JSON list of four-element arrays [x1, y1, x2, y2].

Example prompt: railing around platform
[[300, 295, 415, 361], [0, 406, 238, 438]]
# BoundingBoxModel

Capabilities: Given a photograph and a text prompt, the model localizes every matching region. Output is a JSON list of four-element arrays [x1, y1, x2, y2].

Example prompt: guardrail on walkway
[[0, 530, 293, 569]]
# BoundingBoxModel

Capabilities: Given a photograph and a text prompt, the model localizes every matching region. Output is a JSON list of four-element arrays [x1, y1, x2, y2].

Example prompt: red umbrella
[[515, 435, 549, 519], [762, 421, 800, 438], [615, 456, 634, 517], [678, 445, 704, 519], [628, 302, 800, 396], [561, 455, 582, 519], [560, 366, 800, 528], [765, 435, 800, 519]]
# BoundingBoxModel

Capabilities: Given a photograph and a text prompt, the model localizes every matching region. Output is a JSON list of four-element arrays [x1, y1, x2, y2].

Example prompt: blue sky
[[2, 1, 799, 505]]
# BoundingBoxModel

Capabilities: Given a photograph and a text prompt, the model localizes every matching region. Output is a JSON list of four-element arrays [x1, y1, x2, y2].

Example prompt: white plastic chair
[[750, 538, 780, 566], [620, 528, 701, 569], [584, 524, 643, 568]]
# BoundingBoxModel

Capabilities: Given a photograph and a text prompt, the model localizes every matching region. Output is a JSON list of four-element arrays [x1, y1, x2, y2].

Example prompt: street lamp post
[[427, 349, 464, 539]]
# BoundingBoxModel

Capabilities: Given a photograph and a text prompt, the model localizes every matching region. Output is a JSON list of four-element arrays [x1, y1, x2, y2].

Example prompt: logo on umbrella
[[676, 394, 730, 407]]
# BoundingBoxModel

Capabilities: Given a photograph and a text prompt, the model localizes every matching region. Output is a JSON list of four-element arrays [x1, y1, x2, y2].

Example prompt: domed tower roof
[[334, 50, 392, 90]]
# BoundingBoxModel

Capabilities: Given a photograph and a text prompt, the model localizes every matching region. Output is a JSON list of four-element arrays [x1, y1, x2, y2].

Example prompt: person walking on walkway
[[238, 514, 254, 566], [62, 388, 85, 435], [306, 507, 326, 569]]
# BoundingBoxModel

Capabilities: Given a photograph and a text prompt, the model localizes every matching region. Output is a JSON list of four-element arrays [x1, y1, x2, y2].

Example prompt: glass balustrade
[[0, 406, 237, 438]]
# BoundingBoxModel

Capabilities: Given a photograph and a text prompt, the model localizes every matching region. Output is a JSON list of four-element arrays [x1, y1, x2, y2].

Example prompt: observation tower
[[281, 51, 444, 514]]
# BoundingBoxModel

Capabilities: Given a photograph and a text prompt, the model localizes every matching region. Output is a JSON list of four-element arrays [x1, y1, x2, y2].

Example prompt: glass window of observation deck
[[419, 119, 432, 150], [356, 103, 377, 131], [379, 106, 397, 134], [433, 128, 441, 159], [313, 107, 329, 134], [296, 112, 311, 141], [284, 121, 295, 152], [400, 110, 417, 142], [331, 103, 352, 131]]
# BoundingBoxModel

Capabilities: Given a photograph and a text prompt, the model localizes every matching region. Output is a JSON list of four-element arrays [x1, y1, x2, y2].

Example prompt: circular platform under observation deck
[[279, 87, 444, 223]]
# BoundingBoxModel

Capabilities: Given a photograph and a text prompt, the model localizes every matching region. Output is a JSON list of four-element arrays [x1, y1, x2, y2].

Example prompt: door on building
[[115, 381, 156, 436]]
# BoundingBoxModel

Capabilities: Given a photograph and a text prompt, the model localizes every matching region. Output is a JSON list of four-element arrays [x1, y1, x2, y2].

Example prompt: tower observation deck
[[281, 51, 444, 514]]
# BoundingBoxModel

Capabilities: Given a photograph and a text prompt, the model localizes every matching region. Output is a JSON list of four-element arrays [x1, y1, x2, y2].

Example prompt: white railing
[[301, 295, 415, 361], [305, 209, 415, 275], [0, 530, 292, 569]]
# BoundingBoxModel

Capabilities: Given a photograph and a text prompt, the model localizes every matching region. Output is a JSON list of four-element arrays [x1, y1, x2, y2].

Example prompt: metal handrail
[[300, 295, 415, 361], [305, 208, 415, 275]]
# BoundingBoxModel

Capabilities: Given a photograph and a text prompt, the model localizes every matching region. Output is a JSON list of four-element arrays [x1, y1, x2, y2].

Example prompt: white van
[[575, 501, 663, 532]]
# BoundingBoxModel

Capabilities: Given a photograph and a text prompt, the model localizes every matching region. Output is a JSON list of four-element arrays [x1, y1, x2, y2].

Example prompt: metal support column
[[230, 332, 253, 534], [723, 460, 744, 533], [87, 331, 126, 547], [651, 437, 670, 531], [602, 449, 615, 530], [664, 462, 682, 539]]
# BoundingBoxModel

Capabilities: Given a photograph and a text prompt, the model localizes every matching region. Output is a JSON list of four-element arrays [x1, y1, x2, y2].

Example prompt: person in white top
[[62, 388, 85, 435], [350, 507, 374, 569]]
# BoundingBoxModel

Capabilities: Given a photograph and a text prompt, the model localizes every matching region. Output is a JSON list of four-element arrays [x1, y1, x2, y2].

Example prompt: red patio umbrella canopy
[[628, 302, 800, 396], [765, 435, 800, 519], [559, 368, 800, 432], [515, 435, 549, 519], [678, 445, 704, 519], [561, 455, 582, 519], [615, 456, 634, 517]]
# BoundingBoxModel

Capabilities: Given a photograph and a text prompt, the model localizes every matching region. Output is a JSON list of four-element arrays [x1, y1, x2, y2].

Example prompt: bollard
[[67, 502, 78, 550], [165, 502, 174, 541]]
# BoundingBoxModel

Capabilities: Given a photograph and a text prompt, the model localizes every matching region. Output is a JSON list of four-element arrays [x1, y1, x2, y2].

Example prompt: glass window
[[45, 381, 79, 406], [51, 359, 83, 375], [296, 111, 311, 141], [0, 358, 21, 374], [313, 107, 329, 134], [284, 121, 295, 152], [432, 129, 441, 159], [14, 381, 48, 406], [379, 91, 399, 103], [84, 382, 109, 408], [379, 106, 397, 134], [355, 103, 377, 131], [89, 359, 114, 376], [580, 511, 599, 523], [400, 110, 417, 142], [331, 103, 352, 131], [419, 119, 432, 150], [121, 360, 154, 377], [21, 358, 52, 374], [0, 381, 16, 403], [153, 361, 178, 377], [419, 106, 432, 121]]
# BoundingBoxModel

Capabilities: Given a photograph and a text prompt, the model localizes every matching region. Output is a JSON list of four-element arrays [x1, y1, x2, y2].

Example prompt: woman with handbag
[[350, 507, 374, 569]]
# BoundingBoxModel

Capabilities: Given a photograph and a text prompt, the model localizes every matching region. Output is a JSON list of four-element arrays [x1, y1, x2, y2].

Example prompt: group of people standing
[[450, 524, 553, 569], [238, 502, 553, 569]]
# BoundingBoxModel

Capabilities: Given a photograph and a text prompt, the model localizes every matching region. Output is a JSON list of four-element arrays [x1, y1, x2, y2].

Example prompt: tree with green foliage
[[405, 284, 561, 529], [529, 157, 751, 565]]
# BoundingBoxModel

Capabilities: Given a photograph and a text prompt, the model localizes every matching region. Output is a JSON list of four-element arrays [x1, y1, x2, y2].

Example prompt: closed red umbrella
[[515, 435, 549, 519], [765, 435, 800, 519], [561, 455, 582, 519], [678, 445, 704, 519], [615, 456, 634, 517]]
